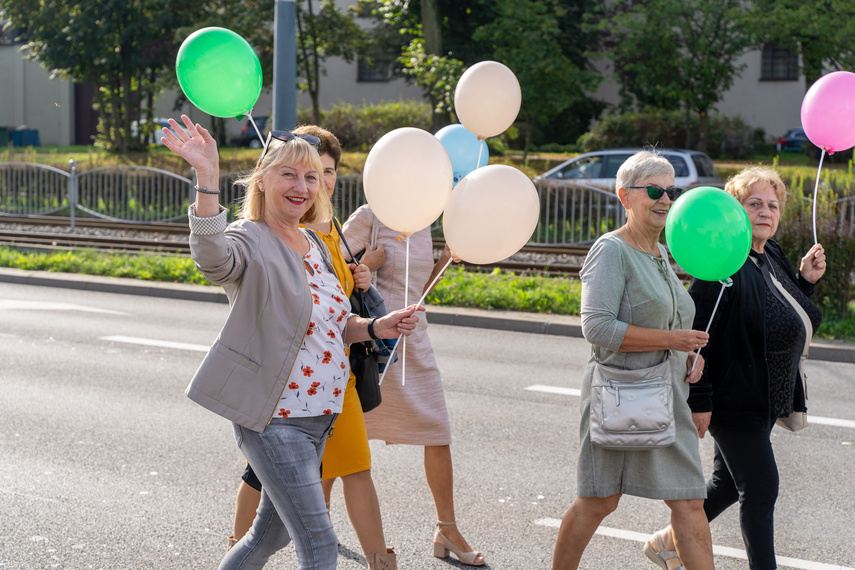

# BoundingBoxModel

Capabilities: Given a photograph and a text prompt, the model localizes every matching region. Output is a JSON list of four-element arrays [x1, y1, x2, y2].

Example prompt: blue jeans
[[219, 415, 339, 570]]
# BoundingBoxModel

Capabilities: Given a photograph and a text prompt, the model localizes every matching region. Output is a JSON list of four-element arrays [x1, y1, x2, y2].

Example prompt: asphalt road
[[1, 283, 854, 570]]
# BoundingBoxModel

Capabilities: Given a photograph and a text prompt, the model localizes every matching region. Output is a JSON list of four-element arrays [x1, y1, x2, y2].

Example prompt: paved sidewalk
[[2, 267, 853, 364]]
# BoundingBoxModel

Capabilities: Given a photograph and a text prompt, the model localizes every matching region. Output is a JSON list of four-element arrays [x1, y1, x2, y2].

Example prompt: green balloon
[[665, 186, 752, 281], [176, 27, 262, 118]]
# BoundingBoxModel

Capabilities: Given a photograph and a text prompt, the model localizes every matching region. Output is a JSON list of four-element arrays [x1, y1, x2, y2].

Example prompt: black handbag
[[333, 218, 395, 413]]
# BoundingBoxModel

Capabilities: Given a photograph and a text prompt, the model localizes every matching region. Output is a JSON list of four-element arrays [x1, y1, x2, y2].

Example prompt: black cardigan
[[687, 240, 819, 430]]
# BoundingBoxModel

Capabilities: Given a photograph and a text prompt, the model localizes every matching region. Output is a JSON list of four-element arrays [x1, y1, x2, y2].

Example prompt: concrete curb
[[2, 268, 853, 364]]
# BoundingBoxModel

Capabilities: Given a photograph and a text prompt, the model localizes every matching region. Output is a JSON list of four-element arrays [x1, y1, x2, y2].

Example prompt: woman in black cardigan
[[645, 167, 826, 570]]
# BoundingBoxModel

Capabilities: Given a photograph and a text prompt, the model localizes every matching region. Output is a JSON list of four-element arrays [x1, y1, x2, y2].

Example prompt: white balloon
[[362, 127, 454, 235], [443, 165, 540, 264], [454, 61, 522, 139]]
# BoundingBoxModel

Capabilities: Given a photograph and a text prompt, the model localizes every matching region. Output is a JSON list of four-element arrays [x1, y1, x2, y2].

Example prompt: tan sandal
[[432, 521, 485, 566], [643, 530, 684, 570]]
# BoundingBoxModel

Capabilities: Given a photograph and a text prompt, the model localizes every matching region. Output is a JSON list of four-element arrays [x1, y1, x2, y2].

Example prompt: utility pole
[[273, 0, 298, 130]]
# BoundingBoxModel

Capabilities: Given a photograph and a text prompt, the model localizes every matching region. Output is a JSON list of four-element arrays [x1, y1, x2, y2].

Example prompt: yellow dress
[[302, 220, 371, 479]]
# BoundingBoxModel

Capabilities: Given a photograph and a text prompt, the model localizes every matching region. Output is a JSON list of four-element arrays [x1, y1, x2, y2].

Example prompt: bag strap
[[302, 228, 335, 274], [332, 217, 359, 267]]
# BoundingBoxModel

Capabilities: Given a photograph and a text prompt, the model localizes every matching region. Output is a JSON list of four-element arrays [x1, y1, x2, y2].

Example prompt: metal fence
[[0, 160, 629, 245]]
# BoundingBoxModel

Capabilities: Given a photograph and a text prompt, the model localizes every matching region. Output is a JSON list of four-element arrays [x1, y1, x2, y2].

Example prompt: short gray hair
[[615, 150, 675, 196]]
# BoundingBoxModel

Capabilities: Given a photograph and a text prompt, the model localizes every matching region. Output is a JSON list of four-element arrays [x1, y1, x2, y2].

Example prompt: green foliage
[[578, 109, 766, 159], [752, 0, 855, 89], [398, 39, 465, 117], [298, 100, 432, 150], [357, 0, 602, 146], [296, 0, 366, 123], [587, 0, 755, 150], [0, 247, 210, 285], [775, 160, 855, 319], [426, 267, 582, 314], [472, 0, 600, 153], [0, 0, 205, 153]]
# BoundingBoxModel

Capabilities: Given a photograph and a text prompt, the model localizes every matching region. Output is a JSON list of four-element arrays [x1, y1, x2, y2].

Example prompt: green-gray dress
[[576, 232, 706, 500]]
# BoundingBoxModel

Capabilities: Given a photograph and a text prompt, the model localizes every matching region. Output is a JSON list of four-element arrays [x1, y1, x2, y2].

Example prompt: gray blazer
[[185, 207, 326, 433]]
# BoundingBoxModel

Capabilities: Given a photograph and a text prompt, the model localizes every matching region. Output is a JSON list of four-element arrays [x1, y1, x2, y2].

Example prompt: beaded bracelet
[[195, 185, 220, 194]]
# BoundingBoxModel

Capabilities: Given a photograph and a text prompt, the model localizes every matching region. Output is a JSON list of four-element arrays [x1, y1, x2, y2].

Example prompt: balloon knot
[[396, 234, 403, 242]]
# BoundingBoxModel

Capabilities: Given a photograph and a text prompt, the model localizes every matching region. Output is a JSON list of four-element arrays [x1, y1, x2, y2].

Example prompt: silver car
[[534, 148, 720, 190]]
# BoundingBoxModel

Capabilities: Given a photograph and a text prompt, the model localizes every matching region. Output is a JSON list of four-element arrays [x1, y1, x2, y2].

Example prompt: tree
[[473, 0, 600, 155], [752, 0, 855, 90], [1, 0, 205, 153], [295, 0, 365, 124], [357, 0, 602, 147], [591, 0, 755, 151]]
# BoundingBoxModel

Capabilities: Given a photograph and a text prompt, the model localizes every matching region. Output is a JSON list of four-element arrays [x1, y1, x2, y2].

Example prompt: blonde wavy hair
[[724, 166, 787, 208], [235, 136, 333, 224]]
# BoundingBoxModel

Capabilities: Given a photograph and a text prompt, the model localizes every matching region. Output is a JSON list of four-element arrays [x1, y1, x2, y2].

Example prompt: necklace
[[626, 226, 658, 256]]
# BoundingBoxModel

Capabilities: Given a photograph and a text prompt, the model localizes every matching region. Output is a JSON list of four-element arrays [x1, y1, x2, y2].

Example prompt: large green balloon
[[665, 186, 752, 281], [176, 27, 262, 118]]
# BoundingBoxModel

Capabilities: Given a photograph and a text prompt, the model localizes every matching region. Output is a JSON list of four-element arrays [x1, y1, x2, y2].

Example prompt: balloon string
[[402, 235, 410, 386], [476, 139, 485, 172], [690, 280, 728, 373], [246, 112, 266, 152], [377, 255, 454, 387], [812, 149, 826, 245], [378, 333, 403, 386]]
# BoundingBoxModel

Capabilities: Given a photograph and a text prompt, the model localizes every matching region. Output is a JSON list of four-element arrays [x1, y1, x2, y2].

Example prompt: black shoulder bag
[[332, 218, 396, 413]]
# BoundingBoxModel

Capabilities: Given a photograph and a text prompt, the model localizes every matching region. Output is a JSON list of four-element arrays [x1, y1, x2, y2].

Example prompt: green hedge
[[298, 100, 432, 150], [577, 109, 766, 159]]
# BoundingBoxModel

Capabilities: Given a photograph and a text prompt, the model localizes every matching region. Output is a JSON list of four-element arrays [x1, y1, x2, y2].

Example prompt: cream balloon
[[443, 165, 540, 264], [362, 127, 454, 235], [454, 61, 522, 139]]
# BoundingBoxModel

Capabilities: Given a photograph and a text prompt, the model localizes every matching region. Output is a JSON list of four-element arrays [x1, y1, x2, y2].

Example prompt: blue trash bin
[[16, 129, 40, 147]]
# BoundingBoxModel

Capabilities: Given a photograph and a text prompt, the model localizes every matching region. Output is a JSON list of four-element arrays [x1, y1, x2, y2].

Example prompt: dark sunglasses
[[259, 130, 321, 161], [628, 185, 684, 201]]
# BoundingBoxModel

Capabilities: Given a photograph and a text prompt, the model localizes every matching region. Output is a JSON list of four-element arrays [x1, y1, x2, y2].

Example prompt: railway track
[[0, 216, 590, 276]]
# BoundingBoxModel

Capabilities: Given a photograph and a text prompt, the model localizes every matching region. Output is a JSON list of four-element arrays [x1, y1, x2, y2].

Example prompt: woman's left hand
[[351, 263, 371, 292], [685, 352, 705, 384], [800, 243, 827, 284], [374, 304, 426, 338]]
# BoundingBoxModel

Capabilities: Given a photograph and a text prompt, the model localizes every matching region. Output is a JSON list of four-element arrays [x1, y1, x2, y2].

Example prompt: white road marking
[[525, 384, 855, 429], [100, 335, 209, 352], [0, 300, 126, 315], [534, 518, 855, 569], [525, 384, 581, 397]]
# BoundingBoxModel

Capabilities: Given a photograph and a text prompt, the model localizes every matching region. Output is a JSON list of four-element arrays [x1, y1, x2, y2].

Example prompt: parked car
[[533, 148, 720, 190], [230, 116, 268, 148], [776, 127, 809, 152]]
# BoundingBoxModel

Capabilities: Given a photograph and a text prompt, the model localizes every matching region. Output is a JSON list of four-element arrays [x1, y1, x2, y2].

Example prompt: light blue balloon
[[435, 124, 489, 185]]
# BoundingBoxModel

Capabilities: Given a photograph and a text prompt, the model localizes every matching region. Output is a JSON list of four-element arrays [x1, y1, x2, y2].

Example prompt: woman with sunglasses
[[160, 115, 423, 569], [646, 167, 825, 570], [552, 150, 714, 570]]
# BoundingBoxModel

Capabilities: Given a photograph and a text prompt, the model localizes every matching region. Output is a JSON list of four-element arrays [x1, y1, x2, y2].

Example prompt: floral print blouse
[[275, 237, 351, 419]]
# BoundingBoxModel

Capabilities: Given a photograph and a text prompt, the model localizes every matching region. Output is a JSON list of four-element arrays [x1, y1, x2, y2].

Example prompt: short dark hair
[[293, 125, 342, 168]]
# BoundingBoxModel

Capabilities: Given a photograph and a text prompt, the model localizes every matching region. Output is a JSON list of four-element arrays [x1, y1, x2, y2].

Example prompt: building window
[[761, 44, 798, 81], [357, 53, 391, 83]]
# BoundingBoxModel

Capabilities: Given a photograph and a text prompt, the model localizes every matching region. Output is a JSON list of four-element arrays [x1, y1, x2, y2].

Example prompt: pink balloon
[[800, 70, 855, 154]]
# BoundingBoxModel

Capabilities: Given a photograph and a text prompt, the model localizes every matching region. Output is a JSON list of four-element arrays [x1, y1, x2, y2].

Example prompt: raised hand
[[160, 115, 220, 181]]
